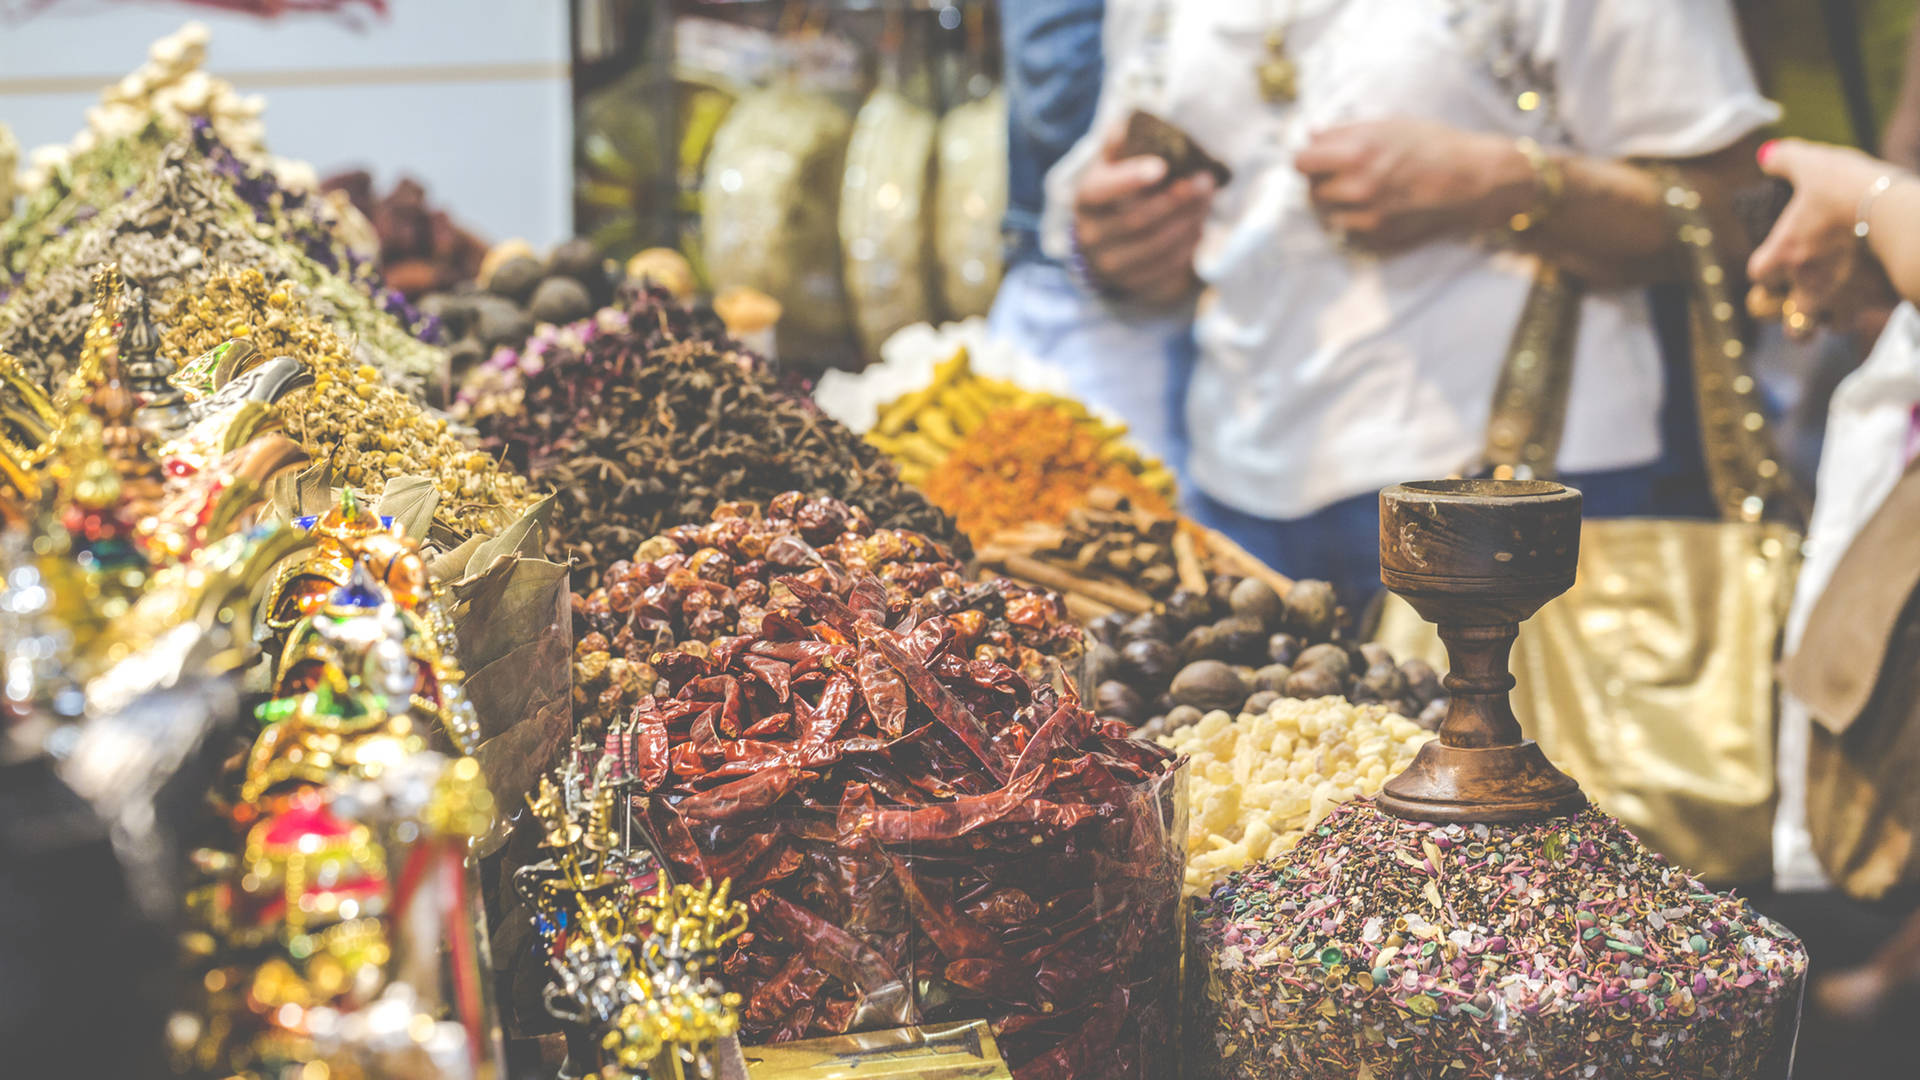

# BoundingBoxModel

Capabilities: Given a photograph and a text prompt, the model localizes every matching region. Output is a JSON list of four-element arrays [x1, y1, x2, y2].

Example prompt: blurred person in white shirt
[[1042, 1, 1777, 602]]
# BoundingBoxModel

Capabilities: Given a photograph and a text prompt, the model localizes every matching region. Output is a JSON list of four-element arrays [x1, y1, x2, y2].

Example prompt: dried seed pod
[[1267, 632, 1303, 666], [1121, 638, 1180, 682], [1293, 642, 1352, 681], [1400, 657, 1443, 703], [1251, 663, 1293, 695], [1095, 679, 1149, 723], [1282, 578, 1338, 639], [1283, 664, 1345, 700]]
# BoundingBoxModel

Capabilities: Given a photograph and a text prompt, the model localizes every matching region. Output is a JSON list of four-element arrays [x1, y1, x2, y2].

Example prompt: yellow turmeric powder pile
[[922, 404, 1174, 540]]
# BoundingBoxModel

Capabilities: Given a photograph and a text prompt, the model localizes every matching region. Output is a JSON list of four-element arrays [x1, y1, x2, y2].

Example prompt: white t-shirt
[[1041, 0, 1779, 519]]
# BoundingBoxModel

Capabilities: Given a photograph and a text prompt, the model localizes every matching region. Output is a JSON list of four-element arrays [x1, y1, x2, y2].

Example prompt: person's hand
[[1747, 138, 1900, 339], [1071, 124, 1214, 306], [1296, 117, 1531, 252]]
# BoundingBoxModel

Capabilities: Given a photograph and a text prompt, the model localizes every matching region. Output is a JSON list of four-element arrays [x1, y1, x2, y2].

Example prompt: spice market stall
[[1, 15, 1820, 1080]]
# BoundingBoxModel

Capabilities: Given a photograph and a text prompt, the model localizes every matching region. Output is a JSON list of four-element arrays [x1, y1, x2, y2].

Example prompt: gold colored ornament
[[264, 488, 428, 629], [1257, 29, 1298, 104], [519, 760, 746, 1080], [184, 563, 504, 1079]]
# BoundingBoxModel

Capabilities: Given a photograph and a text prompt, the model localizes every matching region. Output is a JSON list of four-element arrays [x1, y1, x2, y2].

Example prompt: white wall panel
[[0, 1, 573, 246]]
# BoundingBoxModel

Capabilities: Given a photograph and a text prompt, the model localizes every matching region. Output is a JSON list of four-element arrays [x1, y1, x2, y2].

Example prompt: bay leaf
[[450, 556, 569, 674], [373, 474, 439, 540], [465, 494, 554, 578]]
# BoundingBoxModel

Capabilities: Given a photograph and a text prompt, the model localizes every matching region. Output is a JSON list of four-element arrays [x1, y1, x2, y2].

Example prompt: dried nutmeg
[[1122, 638, 1180, 681], [1282, 579, 1339, 639], [1164, 587, 1214, 630], [1228, 577, 1284, 629], [1293, 642, 1352, 681], [1170, 659, 1250, 713], [487, 254, 543, 302], [528, 275, 593, 326]]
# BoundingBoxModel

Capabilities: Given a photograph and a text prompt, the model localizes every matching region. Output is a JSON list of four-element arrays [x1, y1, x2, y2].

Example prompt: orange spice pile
[[921, 404, 1173, 539]]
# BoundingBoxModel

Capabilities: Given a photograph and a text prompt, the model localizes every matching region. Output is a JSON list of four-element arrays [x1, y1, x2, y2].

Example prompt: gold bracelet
[[1508, 136, 1565, 234]]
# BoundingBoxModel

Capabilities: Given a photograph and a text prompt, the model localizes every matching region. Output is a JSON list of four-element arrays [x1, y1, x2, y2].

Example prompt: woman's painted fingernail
[[1758, 139, 1780, 166]]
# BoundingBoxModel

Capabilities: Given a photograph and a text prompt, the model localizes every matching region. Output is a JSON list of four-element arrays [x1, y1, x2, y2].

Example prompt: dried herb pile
[[0, 125, 442, 394], [921, 405, 1174, 541], [608, 573, 1183, 1079], [1188, 801, 1806, 1080], [572, 492, 1081, 738], [469, 287, 964, 582]]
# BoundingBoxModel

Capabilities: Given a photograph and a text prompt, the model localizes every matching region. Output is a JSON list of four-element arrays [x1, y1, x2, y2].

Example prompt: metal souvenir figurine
[[268, 488, 429, 627], [265, 491, 480, 755], [119, 284, 192, 435], [517, 753, 747, 1080], [181, 564, 505, 1080]]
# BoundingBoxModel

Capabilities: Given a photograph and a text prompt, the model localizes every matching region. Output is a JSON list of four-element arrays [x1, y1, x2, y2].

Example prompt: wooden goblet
[[1374, 479, 1587, 823]]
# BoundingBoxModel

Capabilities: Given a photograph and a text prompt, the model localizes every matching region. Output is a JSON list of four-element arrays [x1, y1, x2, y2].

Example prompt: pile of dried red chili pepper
[[603, 558, 1185, 1079], [572, 493, 1084, 741]]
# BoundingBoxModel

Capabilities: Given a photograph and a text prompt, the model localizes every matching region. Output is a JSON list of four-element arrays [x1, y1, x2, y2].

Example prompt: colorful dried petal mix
[[1188, 801, 1806, 1080]]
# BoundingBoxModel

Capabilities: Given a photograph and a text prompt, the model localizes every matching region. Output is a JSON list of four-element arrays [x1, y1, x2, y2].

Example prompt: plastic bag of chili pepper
[[606, 570, 1187, 1080]]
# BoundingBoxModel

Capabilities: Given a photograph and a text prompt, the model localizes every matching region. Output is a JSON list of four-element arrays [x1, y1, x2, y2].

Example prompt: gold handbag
[[1376, 175, 1805, 884]]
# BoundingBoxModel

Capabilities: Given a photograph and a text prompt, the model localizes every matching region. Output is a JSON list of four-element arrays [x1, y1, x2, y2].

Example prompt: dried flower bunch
[[472, 286, 965, 584], [1189, 802, 1807, 1080], [921, 404, 1173, 541], [162, 267, 529, 535]]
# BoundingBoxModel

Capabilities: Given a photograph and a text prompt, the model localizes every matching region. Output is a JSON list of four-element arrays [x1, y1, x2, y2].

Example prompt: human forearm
[[1864, 174, 1920, 303], [1298, 119, 1761, 288], [1882, 19, 1920, 172], [1489, 137, 1764, 288]]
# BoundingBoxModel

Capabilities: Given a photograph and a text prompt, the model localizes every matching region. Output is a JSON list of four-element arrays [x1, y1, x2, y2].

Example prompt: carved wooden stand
[[1375, 479, 1588, 823]]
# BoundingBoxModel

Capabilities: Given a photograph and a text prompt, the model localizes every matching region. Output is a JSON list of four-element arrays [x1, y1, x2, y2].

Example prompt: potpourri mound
[[1188, 801, 1806, 1080], [1, 125, 441, 393]]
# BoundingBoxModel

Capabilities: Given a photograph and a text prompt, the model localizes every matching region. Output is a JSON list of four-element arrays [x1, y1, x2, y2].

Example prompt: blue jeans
[[1001, 0, 1106, 244], [1188, 464, 1667, 610]]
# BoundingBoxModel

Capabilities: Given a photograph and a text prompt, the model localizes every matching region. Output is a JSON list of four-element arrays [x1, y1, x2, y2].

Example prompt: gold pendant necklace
[[1256, 1, 1298, 104], [1257, 29, 1298, 103]]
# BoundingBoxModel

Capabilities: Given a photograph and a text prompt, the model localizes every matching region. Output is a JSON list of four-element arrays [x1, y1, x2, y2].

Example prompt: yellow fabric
[[1376, 518, 1800, 884]]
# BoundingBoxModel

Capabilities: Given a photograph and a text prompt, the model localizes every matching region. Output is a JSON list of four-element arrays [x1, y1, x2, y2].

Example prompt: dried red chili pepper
[[600, 549, 1180, 1080]]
